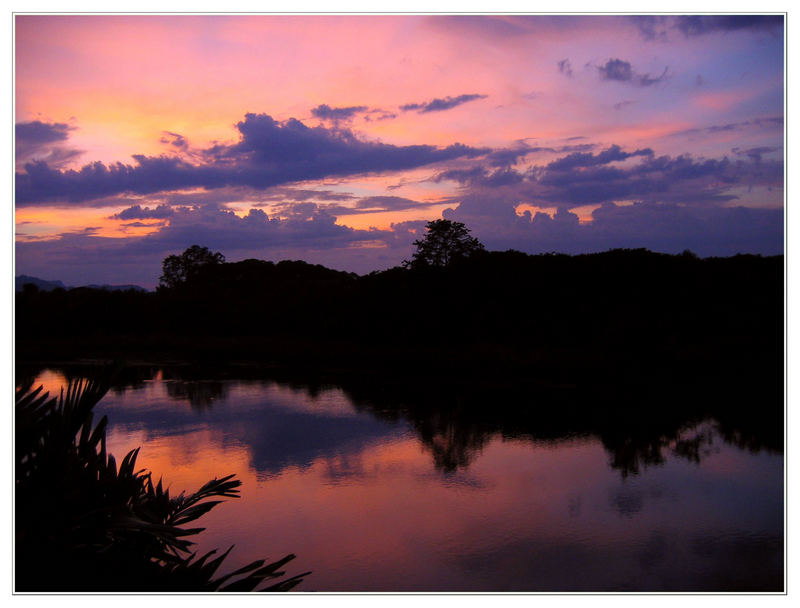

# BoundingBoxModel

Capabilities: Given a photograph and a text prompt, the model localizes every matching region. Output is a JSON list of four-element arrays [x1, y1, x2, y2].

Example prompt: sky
[[14, 13, 785, 288]]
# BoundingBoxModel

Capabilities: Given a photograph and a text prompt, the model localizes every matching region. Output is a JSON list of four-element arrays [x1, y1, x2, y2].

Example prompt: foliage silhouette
[[405, 219, 485, 269], [159, 244, 225, 290], [15, 375, 310, 592]]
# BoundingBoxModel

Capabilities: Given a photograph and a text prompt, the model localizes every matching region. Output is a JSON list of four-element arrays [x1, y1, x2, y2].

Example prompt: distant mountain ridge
[[16, 274, 147, 292]]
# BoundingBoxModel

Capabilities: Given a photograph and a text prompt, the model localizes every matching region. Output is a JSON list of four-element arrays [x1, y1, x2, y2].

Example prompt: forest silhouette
[[17, 221, 782, 391]]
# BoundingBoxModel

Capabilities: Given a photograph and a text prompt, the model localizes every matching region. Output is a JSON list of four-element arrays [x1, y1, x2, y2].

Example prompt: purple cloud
[[16, 120, 84, 170], [597, 58, 669, 87], [110, 204, 175, 220], [732, 146, 781, 162], [669, 116, 783, 138], [631, 15, 782, 41], [400, 94, 487, 113], [311, 104, 369, 121], [159, 131, 188, 149], [675, 15, 783, 37], [545, 145, 653, 172], [438, 144, 782, 209], [16, 112, 488, 205], [16, 121, 73, 145]]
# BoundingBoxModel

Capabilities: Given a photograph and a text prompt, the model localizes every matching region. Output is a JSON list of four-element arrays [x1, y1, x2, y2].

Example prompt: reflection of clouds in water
[[323, 451, 369, 484], [22, 368, 406, 480], [228, 382, 362, 418], [19, 368, 69, 397]]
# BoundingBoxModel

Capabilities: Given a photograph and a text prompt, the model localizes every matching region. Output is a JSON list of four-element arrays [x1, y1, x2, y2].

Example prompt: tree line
[[16, 220, 782, 388]]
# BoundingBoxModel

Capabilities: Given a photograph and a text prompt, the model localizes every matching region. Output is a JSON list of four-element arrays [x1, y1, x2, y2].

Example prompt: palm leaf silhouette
[[15, 373, 310, 591]]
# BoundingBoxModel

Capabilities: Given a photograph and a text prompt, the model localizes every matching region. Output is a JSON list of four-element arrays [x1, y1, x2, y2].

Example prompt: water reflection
[[16, 364, 784, 591]]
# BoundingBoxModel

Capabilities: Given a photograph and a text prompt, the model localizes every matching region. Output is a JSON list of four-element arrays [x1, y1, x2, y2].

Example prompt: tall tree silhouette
[[406, 219, 484, 269], [159, 245, 225, 289]]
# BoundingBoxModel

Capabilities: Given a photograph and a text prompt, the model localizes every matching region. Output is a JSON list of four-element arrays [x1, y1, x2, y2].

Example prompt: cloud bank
[[16, 113, 487, 205]]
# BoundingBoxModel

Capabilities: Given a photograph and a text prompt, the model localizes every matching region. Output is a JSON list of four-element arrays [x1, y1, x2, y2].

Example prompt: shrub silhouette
[[15, 374, 309, 592]]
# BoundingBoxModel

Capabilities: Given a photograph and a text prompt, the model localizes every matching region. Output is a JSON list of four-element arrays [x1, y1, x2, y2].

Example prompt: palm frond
[[15, 371, 309, 592]]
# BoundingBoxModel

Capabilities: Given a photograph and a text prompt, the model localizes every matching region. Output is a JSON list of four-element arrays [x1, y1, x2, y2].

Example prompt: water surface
[[25, 367, 783, 592]]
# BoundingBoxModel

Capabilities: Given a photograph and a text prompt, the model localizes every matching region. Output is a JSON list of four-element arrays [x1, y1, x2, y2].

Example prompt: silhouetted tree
[[405, 219, 484, 269], [159, 245, 225, 289]]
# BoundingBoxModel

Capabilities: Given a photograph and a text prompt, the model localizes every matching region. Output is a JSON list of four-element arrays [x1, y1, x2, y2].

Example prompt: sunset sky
[[14, 13, 785, 288]]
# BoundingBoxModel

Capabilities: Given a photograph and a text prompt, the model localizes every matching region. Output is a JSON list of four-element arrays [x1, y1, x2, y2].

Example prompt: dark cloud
[[538, 153, 780, 207], [598, 58, 634, 82], [631, 15, 782, 41], [355, 196, 419, 211], [669, 116, 783, 138], [16, 121, 73, 145], [630, 15, 670, 41], [613, 100, 635, 111], [597, 59, 669, 87], [16, 120, 84, 170], [732, 146, 781, 162], [559, 143, 596, 153], [400, 94, 487, 113], [252, 187, 356, 204], [16, 112, 487, 205], [122, 221, 166, 228], [557, 59, 573, 77], [439, 144, 782, 212], [354, 196, 429, 211], [486, 146, 533, 168], [110, 204, 175, 220], [363, 110, 398, 122], [545, 145, 653, 172], [267, 195, 446, 218], [450, 143, 595, 173], [159, 131, 188, 149], [435, 166, 494, 186], [311, 104, 369, 122], [675, 15, 783, 37]]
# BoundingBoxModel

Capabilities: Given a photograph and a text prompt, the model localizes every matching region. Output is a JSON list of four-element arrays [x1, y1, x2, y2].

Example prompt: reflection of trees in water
[[414, 412, 491, 473], [599, 423, 719, 478], [333, 375, 782, 477], [164, 380, 229, 410], [20, 363, 782, 477]]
